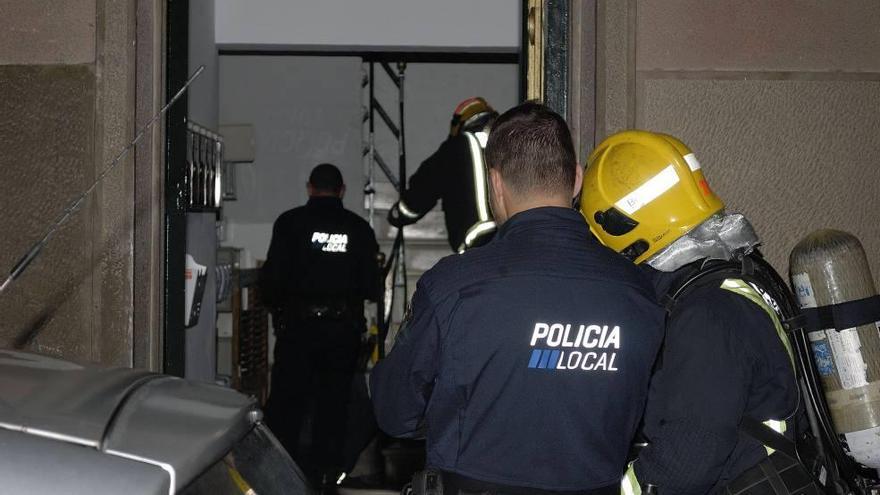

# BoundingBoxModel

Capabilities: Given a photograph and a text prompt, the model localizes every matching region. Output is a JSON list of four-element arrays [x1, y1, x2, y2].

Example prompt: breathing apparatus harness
[[664, 252, 875, 494]]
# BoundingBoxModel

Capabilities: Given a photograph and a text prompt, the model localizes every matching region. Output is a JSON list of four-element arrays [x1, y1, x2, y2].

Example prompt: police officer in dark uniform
[[371, 104, 666, 494], [261, 163, 380, 485], [581, 131, 801, 494], [388, 97, 499, 252]]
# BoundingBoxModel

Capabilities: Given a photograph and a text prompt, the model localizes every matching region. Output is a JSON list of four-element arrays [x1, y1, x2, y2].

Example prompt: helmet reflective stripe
[[683, 153, 701, 172], [397, 200, 420, 220], [615, 165, 680, 216], [621, 463, 641, 495]]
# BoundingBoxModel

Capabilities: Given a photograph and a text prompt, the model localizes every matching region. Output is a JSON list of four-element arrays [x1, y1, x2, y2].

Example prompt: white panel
[[216, 0, 520, 50], [219, 124, 255, 162]]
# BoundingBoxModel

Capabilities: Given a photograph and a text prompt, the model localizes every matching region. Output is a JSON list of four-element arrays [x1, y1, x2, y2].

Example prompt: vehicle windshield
[[181, 423, 313, 495]]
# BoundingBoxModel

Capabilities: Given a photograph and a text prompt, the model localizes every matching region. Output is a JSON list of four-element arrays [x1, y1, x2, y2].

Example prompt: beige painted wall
[[590, 0, 880, 280], [0, 1, 163, 368]]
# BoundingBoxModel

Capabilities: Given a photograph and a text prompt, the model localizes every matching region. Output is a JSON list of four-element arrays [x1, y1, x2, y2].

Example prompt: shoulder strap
[[740, 416, 799, 460], [664, 260, 745, 312]]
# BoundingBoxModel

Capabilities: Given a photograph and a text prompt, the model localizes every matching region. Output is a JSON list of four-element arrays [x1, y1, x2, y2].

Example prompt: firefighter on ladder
[[581, 131, 826, 494], [387, 97, 498, 253]]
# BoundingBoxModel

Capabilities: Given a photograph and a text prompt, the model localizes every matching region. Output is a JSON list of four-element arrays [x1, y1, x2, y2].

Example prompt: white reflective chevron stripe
[[474, 130, 489, 148], [621, 463, 641, 495], [458, 221, 496, 253], [614, 165, 679, 215], [766, 419, 786, 434], [763, 419, 787, 455], [397, 200, 420, 219], [463, 131, 492, 222], [683, 153, 701, 172]]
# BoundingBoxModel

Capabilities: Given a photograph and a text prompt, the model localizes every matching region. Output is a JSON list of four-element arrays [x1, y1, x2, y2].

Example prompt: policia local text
[[528, 322, 621, 372]]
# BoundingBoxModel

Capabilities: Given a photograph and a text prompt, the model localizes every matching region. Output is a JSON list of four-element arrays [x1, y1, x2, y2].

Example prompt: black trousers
[[264, 317, 361, 478]]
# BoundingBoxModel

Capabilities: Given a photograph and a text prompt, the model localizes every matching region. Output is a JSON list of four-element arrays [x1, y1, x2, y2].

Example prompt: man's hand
[[388, 201, 420, 228]]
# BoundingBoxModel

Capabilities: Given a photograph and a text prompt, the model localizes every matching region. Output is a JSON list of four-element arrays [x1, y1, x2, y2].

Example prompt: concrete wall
[[590, 0, 880, 278], [218, 56, 364, 265], [215, 0, 519, 51], [0, 1, 163, 367], [218, 56, 519, 266]]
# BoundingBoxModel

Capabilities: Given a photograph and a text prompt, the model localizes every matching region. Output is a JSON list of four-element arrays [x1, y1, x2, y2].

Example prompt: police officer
[[581, 131, 801, 494], [261, 163, 380, 485], [371, 104, 665, 494], [388, 97, 498, 252]]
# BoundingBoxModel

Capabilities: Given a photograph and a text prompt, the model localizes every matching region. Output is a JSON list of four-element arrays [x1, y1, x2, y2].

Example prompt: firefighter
[[387, 97, 498, 252], [261, 163, 380, 486], [372, 104, 666, 494], [581, 131, 811, 494]]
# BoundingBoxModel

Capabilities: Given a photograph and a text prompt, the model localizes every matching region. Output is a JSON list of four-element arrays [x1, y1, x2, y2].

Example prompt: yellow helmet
[[580, 130, 724, 264]]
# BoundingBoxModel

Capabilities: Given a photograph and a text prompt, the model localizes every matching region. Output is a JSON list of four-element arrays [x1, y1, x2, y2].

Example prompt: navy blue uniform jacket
[[634, 264, 798, 494], [371, 207, 665, 491], [261, 196, 380, 312]]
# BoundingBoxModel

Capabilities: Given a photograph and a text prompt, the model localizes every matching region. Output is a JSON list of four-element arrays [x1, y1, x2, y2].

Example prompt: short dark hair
[[308, 163, 344, 192], [485, 102, 576, 196]]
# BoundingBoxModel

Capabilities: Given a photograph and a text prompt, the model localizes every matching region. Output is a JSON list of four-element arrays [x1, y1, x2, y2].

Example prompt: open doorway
[[164, 0, 523, 490], [215, 51, 520, 490]]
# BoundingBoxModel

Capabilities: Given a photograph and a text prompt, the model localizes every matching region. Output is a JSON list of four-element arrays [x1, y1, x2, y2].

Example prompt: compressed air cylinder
[[790, 229, 880, 468]]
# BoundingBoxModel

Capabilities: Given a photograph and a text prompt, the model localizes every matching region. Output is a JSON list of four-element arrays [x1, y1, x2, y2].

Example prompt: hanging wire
[[0, 66, 205, 296]]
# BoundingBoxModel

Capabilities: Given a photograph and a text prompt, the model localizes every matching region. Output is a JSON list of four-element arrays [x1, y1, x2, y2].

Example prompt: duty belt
[[430, 471, 618, 495], [289, 297, 352, 320], [299, 303, 350, 320]]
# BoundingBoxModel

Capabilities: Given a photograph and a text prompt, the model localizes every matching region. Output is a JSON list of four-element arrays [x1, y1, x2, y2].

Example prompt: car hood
[[0, 350, 258, 493]]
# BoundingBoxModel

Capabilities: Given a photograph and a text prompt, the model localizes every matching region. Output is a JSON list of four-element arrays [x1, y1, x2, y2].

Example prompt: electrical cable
[[0, 66, 205, 296]]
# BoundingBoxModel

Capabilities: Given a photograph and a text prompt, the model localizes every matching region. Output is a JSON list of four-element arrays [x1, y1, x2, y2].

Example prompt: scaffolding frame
[[363, 60, 409, 358]]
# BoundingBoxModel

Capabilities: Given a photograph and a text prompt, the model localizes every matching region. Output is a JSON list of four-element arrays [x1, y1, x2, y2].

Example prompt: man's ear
[[489, 167, 508, 222], [572, 164, 584, 199], [338, 184, 346, 199], [307, 182, 315, 196], [489, 168, 504, 204]]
